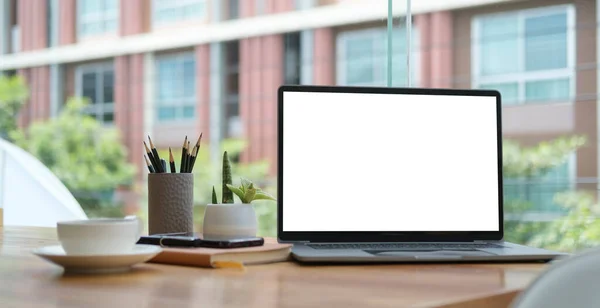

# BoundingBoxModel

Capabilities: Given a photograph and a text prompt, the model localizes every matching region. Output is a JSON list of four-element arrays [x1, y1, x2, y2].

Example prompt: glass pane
[[183, 59, 196, 97], [103, 112, 114, 123], [284, 33, 301, 84], [506, 162, 570, 213], [82, 73, 97, 104], [525, 13, 568, 71], [345, 37, 374, 85], [479, 15, 519, 76], [525, 78, 570, 102], [480, 82, 519, 105], [104, 20, 117, 33], [228, 0, 239, 19], [389, 29, 409, 86], [103, 70, 114, 103], [156, 59, 177, 102], [156, 8, 178, 23], [81, 22, 103, 36], [183, 106, 195, 118], [105, 0, 118, 12], [81, 0, 100, 14], [158, 106, 176, 120], [184, 2, 205, 19]]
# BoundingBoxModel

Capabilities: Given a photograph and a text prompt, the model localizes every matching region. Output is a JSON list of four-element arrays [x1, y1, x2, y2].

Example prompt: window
[[153, 0, 207, 25], [504, 157, 574, 215], [76, 63, 114, 124], [473, 5, 574, 105], [155, 53, 196, 122], [284, 33, 301, 85], [77, 0, 118, 38], [337, 27, 419, 86], [227, 0, 239, 20], [224, 41, 240, 138]]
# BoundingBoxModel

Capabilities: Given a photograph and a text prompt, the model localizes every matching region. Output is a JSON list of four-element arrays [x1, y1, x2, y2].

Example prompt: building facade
[[0, 0, 597, 213]]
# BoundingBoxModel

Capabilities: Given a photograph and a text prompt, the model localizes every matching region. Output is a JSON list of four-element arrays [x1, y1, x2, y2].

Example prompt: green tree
[[0, 75, 29, 139], [527, 191, 600, 252], [502, 135, 587, 247], [11, 98, 136, 217]]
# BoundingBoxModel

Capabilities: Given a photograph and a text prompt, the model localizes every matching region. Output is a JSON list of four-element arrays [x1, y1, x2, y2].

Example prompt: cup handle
[[125, 215, 143, 242]]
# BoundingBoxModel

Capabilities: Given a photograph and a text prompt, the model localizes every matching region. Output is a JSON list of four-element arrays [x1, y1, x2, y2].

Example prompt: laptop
[[277, 85, 566, 263]]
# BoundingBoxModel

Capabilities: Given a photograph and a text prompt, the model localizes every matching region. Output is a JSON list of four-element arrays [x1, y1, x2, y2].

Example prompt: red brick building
[[1, 0, 597, 213]]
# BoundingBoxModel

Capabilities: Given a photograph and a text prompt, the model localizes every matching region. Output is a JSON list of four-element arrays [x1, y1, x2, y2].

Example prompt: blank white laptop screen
[[282, 91, 500, 232]]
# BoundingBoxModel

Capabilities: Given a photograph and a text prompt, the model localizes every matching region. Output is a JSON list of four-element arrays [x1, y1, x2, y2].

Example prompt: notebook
[[148, 239, 292, 268]]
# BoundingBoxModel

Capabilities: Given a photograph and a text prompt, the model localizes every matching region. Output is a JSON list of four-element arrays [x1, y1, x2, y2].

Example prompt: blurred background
[[0, 0, 598, 252]]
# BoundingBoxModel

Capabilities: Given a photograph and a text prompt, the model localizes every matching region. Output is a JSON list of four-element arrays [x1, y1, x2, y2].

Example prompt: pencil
[[180, 136, 188, 173], [161, 159, 167, 173], [144, 155, 155, 173], [148, 136, 164, 173], [143, 141, 160, 173], [189, 144, 199, 173], [169, 147, 176, 173], [189, 133, 202, 173], [186, 141, 192, 173]]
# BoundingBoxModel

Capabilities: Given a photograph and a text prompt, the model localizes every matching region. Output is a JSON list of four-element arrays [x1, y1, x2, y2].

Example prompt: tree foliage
[[502, 135, 600, 252], [0, 75, 29, 139], [11, 98, 135, 216]]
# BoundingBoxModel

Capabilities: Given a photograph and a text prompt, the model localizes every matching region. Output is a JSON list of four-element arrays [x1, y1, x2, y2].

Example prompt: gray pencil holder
[[148, 173, 194, 235]]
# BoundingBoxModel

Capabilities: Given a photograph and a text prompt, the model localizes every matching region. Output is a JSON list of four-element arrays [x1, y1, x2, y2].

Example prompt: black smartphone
[[137, 232, 264, 249]]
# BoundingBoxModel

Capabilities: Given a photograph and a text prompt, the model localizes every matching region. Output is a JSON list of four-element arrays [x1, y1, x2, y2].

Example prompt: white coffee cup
[[57, 217, 142, 255]]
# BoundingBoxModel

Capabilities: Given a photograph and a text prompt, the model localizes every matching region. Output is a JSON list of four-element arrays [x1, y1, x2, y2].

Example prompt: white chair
[[0, 138, 87, 227], [511, 247, 600, 308]]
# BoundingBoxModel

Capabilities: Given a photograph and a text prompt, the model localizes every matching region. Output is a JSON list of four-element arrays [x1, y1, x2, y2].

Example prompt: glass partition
[[0, 0, 598, 253]]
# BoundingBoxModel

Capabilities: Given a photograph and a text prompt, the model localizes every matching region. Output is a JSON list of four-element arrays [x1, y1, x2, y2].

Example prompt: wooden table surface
[[0, 226, 547, 308]]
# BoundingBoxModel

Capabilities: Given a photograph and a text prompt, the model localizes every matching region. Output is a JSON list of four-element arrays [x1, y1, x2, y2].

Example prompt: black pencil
[[144, 155, 155, 173], [148, 136, 163, 173], [180, 136, 187, 173], [189, 133, 202, 173], [189, 145, 198, 173], [161, 159, 167, 173], [169, 147, 176, 173], [143, 141, 160, 172], [186, 141, 192, 173]]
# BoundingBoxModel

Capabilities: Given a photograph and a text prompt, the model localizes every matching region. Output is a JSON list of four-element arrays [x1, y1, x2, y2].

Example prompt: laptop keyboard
[[307, 243, 504, 250]]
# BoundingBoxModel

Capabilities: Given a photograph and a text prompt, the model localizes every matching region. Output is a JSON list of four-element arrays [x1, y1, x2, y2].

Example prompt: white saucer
[[32, 244, 162, 274]]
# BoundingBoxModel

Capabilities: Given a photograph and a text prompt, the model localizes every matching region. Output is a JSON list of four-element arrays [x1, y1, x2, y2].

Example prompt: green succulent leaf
[[243, 188, 257, 204], [211, 186, 218, 204], [254, 191, 276, 201], [226, 184, 245, 202], [241, 177, 252, 190]]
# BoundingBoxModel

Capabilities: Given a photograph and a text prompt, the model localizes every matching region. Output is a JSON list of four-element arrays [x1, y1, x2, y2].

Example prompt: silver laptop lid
[[277, 86, 503, 243]]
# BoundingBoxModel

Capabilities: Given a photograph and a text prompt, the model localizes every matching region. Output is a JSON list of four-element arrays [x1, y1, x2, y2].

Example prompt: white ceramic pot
[[202, 204, 257, 240]]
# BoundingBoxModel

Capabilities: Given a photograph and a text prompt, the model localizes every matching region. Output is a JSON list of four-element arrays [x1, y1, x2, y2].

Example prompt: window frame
[[152, 0, 208, 27], [471, 4, 576, 105], [336, 27, 420, 87], [77, 0, 119, 39], [154, 51, 197, 123], [75, 62, 115, 125]]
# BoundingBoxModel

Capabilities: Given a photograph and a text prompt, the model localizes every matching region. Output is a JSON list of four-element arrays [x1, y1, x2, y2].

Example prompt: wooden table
[[0, 226, 546, 308]]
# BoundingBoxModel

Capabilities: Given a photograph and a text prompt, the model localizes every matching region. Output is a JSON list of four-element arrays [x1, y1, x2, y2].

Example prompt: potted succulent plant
[[202, 151, 276, 239]]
